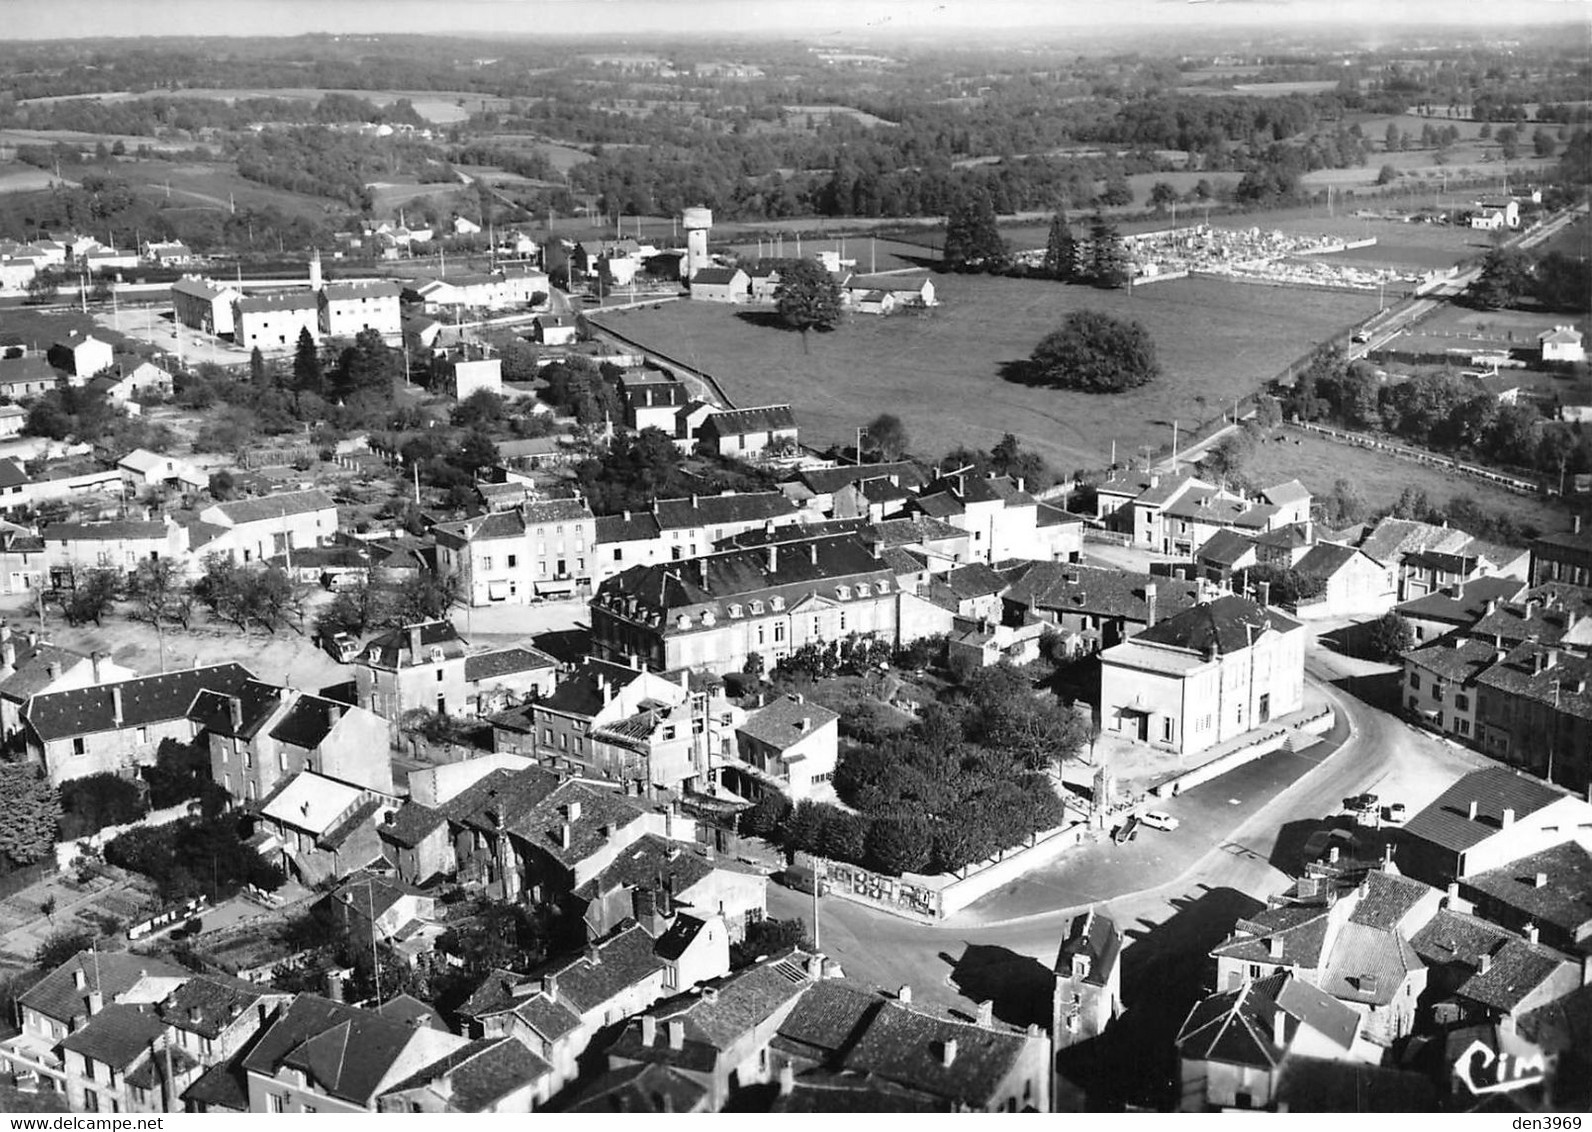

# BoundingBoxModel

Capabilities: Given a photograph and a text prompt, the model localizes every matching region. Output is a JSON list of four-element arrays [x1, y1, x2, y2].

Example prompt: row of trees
[[1471, 246, 1592, 314], [1040, 213, 1130, 288]]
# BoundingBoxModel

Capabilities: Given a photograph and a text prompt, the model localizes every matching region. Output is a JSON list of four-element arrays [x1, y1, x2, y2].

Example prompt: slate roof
[[385, 1036, 550, 1110], [360, 620, 466, 669], [1401, 767, 1566, 855], [772, 979, 885, 1063], [738, 695, 839, 752], [505, 780, 649, 869], [1054, 909, 1122, 988], [463, 646, 557, 683], [937, 562, 1008, 601], [1273, 1056, 1438, 1112], [1402, 637, 1502, 684], [702, 404, 798, 437], [653, 914, 710, 963], [595, 534, 894, 630], [181, 1050, 250, 1111], [57, 1004, 168, 1068], [535, 658, 655, 719], [842, 999, 1036, 1108], [209, 489, 336, 525], [1176, 973, 1357, 1069], [1001, 561, 1199, 623], [1294, 541, 1367, 581], [1463, 842, 1592, 938], [566, 1062, 711, 1113], [910, 492, 962, 519], [1133, 595, 1300, 654], [690, 267, 743, 286], [189, 679, 283, 740], [27, 663, 255, 742], [1261, 479, 1312, 508], [1411, 908, 1517, 968], [1196, 528, 1258, 568]]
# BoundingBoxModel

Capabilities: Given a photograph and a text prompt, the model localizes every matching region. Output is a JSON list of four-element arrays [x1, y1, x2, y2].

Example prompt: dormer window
[[876, 579, 890, 593], [836, 586, 851, 600], [750, 600, 764, 615], [728, 604, 743, 618], [856, 584, 871, 597], [430, 646, 445, 664], [701, 611, 716, 626], [367, 647, 382, 663], [770, 597, 784, 611], [677, 614, 692, 630]]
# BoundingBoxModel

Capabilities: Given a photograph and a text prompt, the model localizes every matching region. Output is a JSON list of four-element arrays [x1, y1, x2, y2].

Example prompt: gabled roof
[[58, 1003, 167, 1069], [0, 356, 61, 386], [566, 1062, 711, 1113], [1350, 870, 1437, 932], [463, 646, 558, 684], [320, 280, 402, 301], [1411, 908, 1516, 969], [1402, 636, 1504, 684], [159, 974, 277, 1040], [208, 489, 336, 526], [1463, 841, 1592, 938], [1261, 479, 1312, 508], [1396, 576, 1529, 624], [1317, 921, 1423, 1006], [1196, 528, 1258, 567], [1294, 541, 1371, 580], [27, 663, 255, 742], [189, 679, 284, 740], [937, 562, 1009, 601], [1055, 909, 1122, 988], [702, 404, 798, 437], [386, 1036, 550, 1111], [797, 461, 927, 496], [595, 510, 662, 544], [1002, 561, 1199, 623], [1356, 518, 1472, 567], [20, 949, 188, 1024], [1176, 973, 1357, 1069], [575, 833, 716, 903], [772, 979, 886, 1064], [234, 291, 318, 314], [690, 267, 745, 285], [737, 695, 839, 752], [0, 641, 90, 704], [504, 780, 650, 869], [1401, 767, 1567, 855], [377, 801, 448, 849], [360, 620, 467, 670], [1457, 940, 1571, 1013], [842, 272, 932, 294], [260, 771, 366, 837], [842, 998, 1038, 1107], [1132, 595, 1300, 654], [652, 492, 800, 531]]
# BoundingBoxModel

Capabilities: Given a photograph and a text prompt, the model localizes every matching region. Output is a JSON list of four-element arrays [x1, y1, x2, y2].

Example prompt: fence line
[[1288, 420, 1546, 496]]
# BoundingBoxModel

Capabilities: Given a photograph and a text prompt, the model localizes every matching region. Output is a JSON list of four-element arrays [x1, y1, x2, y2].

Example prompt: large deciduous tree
[[773, 258, 843, 336], [1471, 247, 1535, 310], [862, 412, 909, 461], [1026, 310, 1161, 393]]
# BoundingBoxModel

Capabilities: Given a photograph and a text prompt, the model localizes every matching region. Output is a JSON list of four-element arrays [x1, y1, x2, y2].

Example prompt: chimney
[[805, 954, 823, 980], [1534, 871, 1548, 888], [326, 971, 345, 1002], [566, 800, 582, 823], [1583, 955, 1592, 987], [1328, 846, 1340, 864], [798, 717, 810, 734], [641, 1015, 657, 1046], [667, 1019, 684, 1050], [898, 985, 913, 1004], [86, 990, 103, 1016], [1480, 952, 1493, 974], [46, 661, 61, 681], [1502, 807, 1516, 827], [976, 1000, 993, 1027], [408, 625, 423, 660], [1145, 583, 1158, 627], [544, 973, 558, 1002], [1273, 1009, 1288, 1047], [0, 639, 12, 670], [1360, 973, 1379, 996], [228, 694, 243, 730], [810, 542, 818, 565], [585, 943, 601, 967], [767, 545, 778, 573], [778, 1063, 795, 1097], [560, 822, 572, 849], [1467, 800, 1479, 820], [72, 968, 86, 990], [697, 558, 707, 589], [1267, 935, 1284, 959], [1446, 881, 1460, 906], [940, 1038, 958, 1067], [112, 685, 124, 727], [1525, 922, 1539, 945], [1257, 579, 1272, 608]]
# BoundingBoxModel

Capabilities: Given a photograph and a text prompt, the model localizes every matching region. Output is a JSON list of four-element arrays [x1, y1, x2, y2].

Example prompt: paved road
[[768, 646, 1481, 1034]]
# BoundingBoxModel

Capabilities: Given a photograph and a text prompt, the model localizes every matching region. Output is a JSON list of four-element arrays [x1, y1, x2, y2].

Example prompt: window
[[728, 604, 742, 618], [437, 669, 444, 683], [773, 623, 786, 643], [1408, 672, 1421, 690], [1162, 717, 1174, 743], [73, 737, 86, 756], [1458, 719, 1471, 736], [482, 556, 493, 570], [836, 585, 850, 600], [876, 579, 889, 593], [750, 601, 764, 615], [662, 726, 676, 741], [559, 733, 567, 750], [507, 555, 517, 568], [857, 583, 870, 597], [278, 751, 287, 771], [268, 1094, 286, 1114], [136, 727, 147, 745], [544, 729, 553, 745], [613, 548, 623, 562], [1408, 695, 1419, 712], [1455, 694, 1470, 711]]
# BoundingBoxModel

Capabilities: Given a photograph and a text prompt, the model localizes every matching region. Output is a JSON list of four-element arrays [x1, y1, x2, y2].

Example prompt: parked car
[[1382, 802, 1408, 825], [1141, 810, 1180, 832], [1113, 816, 1139, 844], [325, 631, 361, 663], [782, 865, 830, 897], [1344, 792, 1379, 813]]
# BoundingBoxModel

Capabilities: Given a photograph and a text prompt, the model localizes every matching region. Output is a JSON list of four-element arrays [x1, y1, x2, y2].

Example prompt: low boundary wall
[[1150, 707, 1335, 799]]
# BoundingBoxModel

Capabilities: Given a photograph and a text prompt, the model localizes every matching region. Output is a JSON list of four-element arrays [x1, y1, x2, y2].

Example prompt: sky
[[7, 0, 1589, 40]]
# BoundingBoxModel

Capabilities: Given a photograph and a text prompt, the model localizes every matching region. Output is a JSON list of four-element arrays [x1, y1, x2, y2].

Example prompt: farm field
[[1246, 427, 1569, 535], [367, 178, 469, 214], [1539, 213, 1591, 259], [605, 274, 1379, 472], [720, 236, 927, 274], [16, 88, 511, 124], [1395, 302, 1588, 351], [0, 163, 70, 194], [0, 127, 192, 154], [74, 159, 342, 221]]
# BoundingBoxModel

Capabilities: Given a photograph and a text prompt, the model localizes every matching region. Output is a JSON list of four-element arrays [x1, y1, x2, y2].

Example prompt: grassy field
[[606, 274, 1379, 472], [1246, 427, 1570, 534], [1540, 213, 1591, 260], [0, 163, 70, 195], [17, 88, 511, 125]]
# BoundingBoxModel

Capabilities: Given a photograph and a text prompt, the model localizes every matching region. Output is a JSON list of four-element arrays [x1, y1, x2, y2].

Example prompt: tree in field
[[333, 328, 399, 401], [127, 558, 193, 666], [1365, 612, 1415, 662], [773, 258, 843, 336], [64, 567, 120, 627], [35, 928, 95, 972], [943, 192, 1008, 273], [862, 412, 909, 461], [1087, 213, 1129, 288], [388, 572, 459, 625], [0, 763, 60, 869], [292, 327, 322, 399], [315, 582, 386, 641], [25, 269, 60, 305], [1471, 247, 1534, 310], [1322, 477, 1367, 525], [1376, 163, 1399, 185], [1027, 310, 1161, 393], [1147, 182, 1180, 213], [1041, 213, 1081, 282]]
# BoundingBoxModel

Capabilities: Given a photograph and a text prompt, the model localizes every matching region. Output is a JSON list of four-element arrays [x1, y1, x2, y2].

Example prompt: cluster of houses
[[0, 234, 197, 292], [688, 259, 938, 316], [1168, 765, 1592, 1111]]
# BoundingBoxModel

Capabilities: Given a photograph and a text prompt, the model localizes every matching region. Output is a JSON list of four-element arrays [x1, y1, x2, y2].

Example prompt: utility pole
[[811, 857, 822, 952], [1170, 419, 1179, 471]]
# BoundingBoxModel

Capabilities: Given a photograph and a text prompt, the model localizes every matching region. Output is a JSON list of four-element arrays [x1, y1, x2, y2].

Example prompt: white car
[[1141, 810, 1180, 832]]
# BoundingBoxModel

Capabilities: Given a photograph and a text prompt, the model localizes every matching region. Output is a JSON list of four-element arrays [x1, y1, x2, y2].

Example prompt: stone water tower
[[682, 206, 712, 280]]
